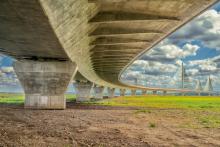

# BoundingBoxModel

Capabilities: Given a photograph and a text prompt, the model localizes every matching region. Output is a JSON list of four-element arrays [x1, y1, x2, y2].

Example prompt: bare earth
[[0, 103, 220, 147]]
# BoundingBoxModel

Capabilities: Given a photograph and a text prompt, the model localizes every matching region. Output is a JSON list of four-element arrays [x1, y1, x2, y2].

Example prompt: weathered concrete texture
[[0, 0, 68, 60], [39, 0, 218, 89], [0, 0, 217, 93], [120, 89, 126, 96], [13, 61, 77, 109], [131, 90, 136, 96], [93, 85, 104, 99], [75, 81, 93, 102], [107, 88, 115, 98]]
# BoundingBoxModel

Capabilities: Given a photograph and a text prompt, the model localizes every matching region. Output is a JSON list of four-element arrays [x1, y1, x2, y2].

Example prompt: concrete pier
[[0, 0, 215, 106], [107, 88, 115, 98], [142, 90, 147, 95], [75, 81, 93, 102], [14, 60, 76, 109], [153, 91, 157, 95], [163, 91, 167, 96], [131, 90, 136, 96], [120, 89, 126, 96], [94, 85, 104, 99]]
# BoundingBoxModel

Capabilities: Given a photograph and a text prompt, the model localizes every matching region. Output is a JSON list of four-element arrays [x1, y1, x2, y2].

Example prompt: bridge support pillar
[[142, 90, 147, 95], [120, 89, 126, 96], [13, 60, 76, 109], [94, 85, 104, 99], [153, 91, 157, 95], [131, 90, 136, 96], [163, 91, 167, 96], [75, 81, 93, 102], [107, 88, 115, 98]]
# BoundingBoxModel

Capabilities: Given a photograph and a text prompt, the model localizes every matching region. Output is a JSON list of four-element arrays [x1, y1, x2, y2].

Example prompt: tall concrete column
[[13, 60, 77, 109], [131, 90, 136, 96], [94, 85, 104, 99], [107, 88, 115, 98], [153, 91, 157, 95], [163, 91, 167, 96], [142, 90, 147, 95], [120, 89, 126, 96], [75, 81, 93, 102]]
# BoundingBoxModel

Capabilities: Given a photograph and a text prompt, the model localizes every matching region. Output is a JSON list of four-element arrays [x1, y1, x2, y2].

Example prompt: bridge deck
[[0, 0, 218, 90]]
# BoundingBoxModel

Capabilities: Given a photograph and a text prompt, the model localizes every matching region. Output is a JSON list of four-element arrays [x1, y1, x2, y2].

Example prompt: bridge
[[0, 0, 218, 109]]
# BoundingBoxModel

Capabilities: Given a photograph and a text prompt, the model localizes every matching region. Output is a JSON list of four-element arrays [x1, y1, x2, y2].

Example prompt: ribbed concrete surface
[[40, 0, 217, 88], [0, 0, 218, 90]]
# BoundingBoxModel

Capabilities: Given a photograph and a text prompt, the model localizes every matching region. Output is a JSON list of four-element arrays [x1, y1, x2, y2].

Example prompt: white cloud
[[170, 9, 220, 50], [122, 8, 220, 91], [1, 67, 14, 73], [188, 59, 217, 71], [159, 43, 199, 59], [186, 69, 199, 76]]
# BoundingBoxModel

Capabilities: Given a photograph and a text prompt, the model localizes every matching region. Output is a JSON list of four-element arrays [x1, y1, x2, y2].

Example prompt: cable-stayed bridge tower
[[195, 80, 203, 95], [204, 76, 213, 96]]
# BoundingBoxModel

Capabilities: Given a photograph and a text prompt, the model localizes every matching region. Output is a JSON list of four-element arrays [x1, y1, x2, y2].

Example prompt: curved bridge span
[[0, 0, 218, 109], [40, 0, 217, 88]]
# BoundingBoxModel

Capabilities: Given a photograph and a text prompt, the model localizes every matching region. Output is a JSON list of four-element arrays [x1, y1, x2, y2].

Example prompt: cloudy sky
[[121, 2, 220, 92], [1, 2, 220, 93]]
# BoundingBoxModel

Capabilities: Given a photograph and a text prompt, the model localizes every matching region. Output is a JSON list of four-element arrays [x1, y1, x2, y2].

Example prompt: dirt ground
[[0, 103, 220, 147]]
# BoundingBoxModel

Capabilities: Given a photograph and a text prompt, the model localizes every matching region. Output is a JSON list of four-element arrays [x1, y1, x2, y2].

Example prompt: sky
[[1, 2, 220, 93], [121, 2, 220, 92]]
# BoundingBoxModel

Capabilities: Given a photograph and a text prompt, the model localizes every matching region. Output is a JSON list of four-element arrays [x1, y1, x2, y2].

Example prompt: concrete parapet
[[13, 60, 77, 109]]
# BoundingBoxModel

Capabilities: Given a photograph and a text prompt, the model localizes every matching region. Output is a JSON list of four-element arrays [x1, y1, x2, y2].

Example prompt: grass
[[149, 123, 156, 128], [0, 93, 76, 104], [0, 93, 24, 104], [65, 94, 76, 102], [1, 94, 220, 128], [1, 94, 219, 110], [87, 95, 220, 128], [90, 95, 220, 110]]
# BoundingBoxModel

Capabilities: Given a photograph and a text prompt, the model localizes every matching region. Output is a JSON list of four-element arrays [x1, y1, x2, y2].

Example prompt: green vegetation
[[88, 95, 220, 128], [90, 96, 220, 110], [65, 94, 76, 102], [149, 122, 156, 128], [0, 93, 76, 104], [0, 93, 24, 104], [1, 94, 220, 111], [1, 94, 220, 128]]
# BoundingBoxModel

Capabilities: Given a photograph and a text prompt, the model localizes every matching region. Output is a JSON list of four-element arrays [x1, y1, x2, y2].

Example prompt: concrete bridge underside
[[0, 0, 218, 109]]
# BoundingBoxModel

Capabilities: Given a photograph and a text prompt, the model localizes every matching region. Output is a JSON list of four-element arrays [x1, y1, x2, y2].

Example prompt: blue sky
[[1, 2, 220, 93], [121, 2, 220, 92]]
